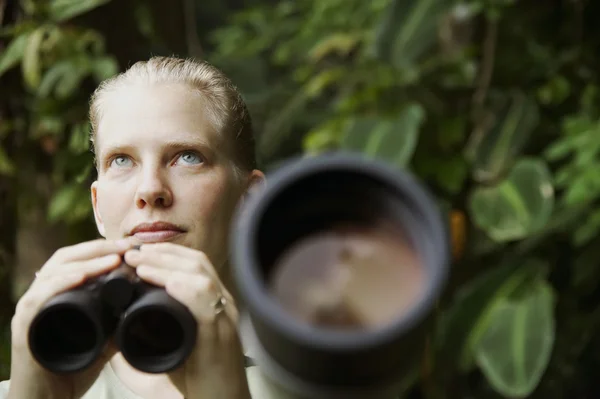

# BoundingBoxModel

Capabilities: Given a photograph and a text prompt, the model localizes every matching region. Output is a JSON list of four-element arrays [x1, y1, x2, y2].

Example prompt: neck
[[109, 353, 183, 399]]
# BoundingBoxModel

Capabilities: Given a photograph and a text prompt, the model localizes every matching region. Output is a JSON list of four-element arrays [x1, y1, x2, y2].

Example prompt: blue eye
[[177, 151, 203, 165], [110, 156, 132, 168]]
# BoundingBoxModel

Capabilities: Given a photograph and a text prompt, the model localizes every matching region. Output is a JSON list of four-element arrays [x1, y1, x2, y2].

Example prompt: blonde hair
[[89, 56, 257, 172]]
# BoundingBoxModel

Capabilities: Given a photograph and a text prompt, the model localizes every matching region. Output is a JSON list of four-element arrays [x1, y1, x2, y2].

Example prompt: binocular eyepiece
[[232, 153, 450, 399], [28, 258, 197, 374]]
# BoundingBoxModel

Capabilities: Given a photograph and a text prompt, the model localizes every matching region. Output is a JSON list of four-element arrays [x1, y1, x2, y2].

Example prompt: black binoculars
[[28, 256, 197, 374]]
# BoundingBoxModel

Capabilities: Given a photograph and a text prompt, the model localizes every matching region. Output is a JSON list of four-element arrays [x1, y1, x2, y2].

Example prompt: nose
[[135, 167, 173, 208]]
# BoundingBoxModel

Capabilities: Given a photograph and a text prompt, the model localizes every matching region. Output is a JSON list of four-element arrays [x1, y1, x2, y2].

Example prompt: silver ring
[[211, 295, 227, 316]]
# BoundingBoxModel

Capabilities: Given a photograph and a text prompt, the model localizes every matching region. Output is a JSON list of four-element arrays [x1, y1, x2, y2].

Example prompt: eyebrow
[[100, 137, 217, 157]]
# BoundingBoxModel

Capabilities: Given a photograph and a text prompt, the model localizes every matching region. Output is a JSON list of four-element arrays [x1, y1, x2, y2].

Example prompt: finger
[[127, 245, 219, 282], [138, 243, 218, 277], [49, 238, 135, 264], [162, 271, 223, 323], [123, 250, 199, 274], [136, 266, 221, 321], [134, 265, 172, 287], [38, 254, 123, 279]]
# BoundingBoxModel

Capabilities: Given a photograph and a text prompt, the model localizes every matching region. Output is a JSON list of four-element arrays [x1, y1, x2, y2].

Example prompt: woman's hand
[[124, 243, 251, 399], [8, 238, 136, 399]]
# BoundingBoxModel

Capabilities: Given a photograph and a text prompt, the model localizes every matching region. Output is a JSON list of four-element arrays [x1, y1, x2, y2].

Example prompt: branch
[[465, 16, 499, 159], [182, 0, 203, 58], [472, 16, 498, 112]]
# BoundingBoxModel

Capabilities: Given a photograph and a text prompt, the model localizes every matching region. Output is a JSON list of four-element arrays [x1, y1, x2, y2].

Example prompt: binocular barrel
[[28, 263, 197, 374], [232, 153, 450, 398]]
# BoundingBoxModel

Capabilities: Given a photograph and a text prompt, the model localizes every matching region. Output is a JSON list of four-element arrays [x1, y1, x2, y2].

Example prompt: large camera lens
[[232, 153, 449, 398]]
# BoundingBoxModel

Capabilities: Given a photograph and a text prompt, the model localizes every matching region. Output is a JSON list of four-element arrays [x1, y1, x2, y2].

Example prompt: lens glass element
[[268, 224, 425, 331]]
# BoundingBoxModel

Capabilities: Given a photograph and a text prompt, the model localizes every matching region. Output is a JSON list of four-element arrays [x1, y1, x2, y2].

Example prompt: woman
[[0, 56, 291, 399]]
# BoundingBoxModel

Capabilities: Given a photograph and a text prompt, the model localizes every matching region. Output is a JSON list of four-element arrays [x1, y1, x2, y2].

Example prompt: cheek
[[181, 178, 239, 226], [96, 182, 132, 226]]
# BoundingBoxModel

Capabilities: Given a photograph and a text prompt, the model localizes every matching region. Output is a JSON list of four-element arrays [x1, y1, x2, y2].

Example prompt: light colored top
[[0, 362, 296, 399]]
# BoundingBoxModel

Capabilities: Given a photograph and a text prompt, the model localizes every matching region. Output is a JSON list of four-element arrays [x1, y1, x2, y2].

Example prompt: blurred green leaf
[[469, 158, 554, 242], [537, 75, 571, 106], [437, 259, 547, 371], [341, 103, 425, 168], [48, 0, 112, 22], [21, 26, 48, 90], [91, 56, 119, 82], [373, 0, 452, 68], [308, 33, 361, 62], [0, 146, 15, 176], [0, 32, 30, 78], [304, 67, 345, 98], [48, 183, 88, 223], [475, 278, 555, 398], [69, 122, 90, 154], [303, 119, 345, 154], [473, 92, 540, 183], [573, 209, 600, 247]]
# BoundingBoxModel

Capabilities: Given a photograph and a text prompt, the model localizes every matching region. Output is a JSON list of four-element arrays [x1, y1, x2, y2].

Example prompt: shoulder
[[0, 379, 9, 398]]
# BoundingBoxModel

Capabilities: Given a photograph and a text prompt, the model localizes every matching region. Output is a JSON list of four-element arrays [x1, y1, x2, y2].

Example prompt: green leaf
[[0, 146, 15, 176], [48, 0, 112, 22], [573, 209, 600, 247], [21, 26, 48, 90], [436, 259, 547, 371], [37, 60, 75, 97], [469, 158, 554, 242], [308, 33, 361, 62], [48, 183, 83, 223], [69, 122, 90, 154], [0, 32, 30, 78], [475, 279, 556, 398], [64, 191, 93, 223], [373, 0, 453, 68], [473, 92, 540, 183], [340, 103, 425, 168], [91, 56, 119, 82], [302, 119, 345, 154]]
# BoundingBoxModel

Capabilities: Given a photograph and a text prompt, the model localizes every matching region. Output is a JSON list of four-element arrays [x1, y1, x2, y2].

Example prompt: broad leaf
[[373, 0, 452, 68], [340, 103, 424, 168], [472, 92, 540, 183], [469, 158, 554, 242], [436, 258, 546, 371], [48, 0, 112, 22], [69, 122, 91, 154], [0, 32, 30, 78], [48, 183, 86, 223], [475, 279, 556, 398], [21, 26, 48, 90], [91, 55, 119, 81], [0, 146, 15, 176]]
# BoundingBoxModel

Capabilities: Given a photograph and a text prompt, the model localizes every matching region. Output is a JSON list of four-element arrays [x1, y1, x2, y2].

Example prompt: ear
[[91, 181, 107, 237], [244, 169, 266, 200]]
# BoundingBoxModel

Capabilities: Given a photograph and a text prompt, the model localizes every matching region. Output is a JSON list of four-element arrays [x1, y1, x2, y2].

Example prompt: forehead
[[94, 82, 225, 156]]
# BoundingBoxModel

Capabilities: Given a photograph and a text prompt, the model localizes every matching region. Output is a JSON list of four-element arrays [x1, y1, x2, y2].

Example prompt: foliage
[[0, 0, 119, 227], [1, 0, 600, 397], [208, 0, 600, 397]]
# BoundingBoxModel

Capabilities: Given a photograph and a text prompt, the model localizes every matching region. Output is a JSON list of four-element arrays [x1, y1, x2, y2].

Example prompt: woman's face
[[90, 82, 262, 269]]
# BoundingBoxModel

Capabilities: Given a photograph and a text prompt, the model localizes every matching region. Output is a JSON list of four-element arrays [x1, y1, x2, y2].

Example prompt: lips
[[129, 221, 185, 243]]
